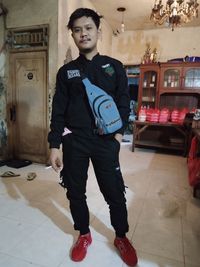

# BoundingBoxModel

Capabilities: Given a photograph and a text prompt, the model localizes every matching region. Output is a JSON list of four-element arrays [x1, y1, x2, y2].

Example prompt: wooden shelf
[[142, 86, 156, 89], [159, 89, 200, 94], [127, 74, 139, 78], [134, 140, 184, 151], [132, 120, 188, 155]]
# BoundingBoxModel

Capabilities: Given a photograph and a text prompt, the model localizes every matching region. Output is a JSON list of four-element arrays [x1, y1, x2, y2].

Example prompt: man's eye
[[86, 27, 92, 30], [73, 28, 81, 33]]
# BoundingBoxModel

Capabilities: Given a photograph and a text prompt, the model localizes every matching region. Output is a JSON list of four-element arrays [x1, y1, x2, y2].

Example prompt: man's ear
[[97, 28, 102, 39], [97, 28, 102, 40]]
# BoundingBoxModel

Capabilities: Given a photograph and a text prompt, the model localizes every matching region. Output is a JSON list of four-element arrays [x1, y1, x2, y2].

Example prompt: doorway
[[8, 51, 48, 163]]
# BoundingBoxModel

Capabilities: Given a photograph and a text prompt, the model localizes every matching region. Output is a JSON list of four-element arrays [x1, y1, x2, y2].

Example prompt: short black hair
[[67, 8, 102, 30]]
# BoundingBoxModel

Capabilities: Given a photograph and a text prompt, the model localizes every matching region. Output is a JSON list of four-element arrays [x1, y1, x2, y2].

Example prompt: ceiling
[[90, 0, 200, 32]]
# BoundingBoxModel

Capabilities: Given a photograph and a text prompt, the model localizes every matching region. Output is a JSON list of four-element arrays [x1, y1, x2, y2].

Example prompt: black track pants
[[61, 133, 129, 237]]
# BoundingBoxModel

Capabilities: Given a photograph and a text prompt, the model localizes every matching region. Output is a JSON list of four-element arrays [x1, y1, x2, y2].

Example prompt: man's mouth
[[80, 39, 90, 43]]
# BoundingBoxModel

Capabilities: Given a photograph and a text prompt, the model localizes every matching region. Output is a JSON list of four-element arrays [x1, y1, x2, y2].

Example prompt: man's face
[[71, 16, 100, 54]]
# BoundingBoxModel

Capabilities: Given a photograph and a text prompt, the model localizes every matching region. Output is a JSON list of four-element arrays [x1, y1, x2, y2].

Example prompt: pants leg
[[91, 136, 129, 237], [61, 134, 90, 234]]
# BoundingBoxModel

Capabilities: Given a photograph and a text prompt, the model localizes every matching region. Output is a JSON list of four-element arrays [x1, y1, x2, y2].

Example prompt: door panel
[[9, 51, 48, 163]]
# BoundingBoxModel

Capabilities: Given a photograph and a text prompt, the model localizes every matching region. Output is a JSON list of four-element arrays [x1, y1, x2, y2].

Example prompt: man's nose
[[81, 29, 87, 37]]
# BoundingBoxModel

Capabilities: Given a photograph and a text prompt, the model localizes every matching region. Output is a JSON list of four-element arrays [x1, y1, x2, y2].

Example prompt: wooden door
[[9, 51, 48, 163]]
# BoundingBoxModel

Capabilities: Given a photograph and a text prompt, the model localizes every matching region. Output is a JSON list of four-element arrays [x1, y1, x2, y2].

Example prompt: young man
[[48, 8, 138, 267]]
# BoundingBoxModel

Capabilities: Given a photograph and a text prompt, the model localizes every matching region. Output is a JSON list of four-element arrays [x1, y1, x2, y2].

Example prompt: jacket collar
[[78, 53, 100, 63]]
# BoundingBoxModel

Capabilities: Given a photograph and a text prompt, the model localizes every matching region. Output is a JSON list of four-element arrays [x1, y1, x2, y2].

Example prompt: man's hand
[[114, 133, 123, 144], [49, 148, 63, 172]]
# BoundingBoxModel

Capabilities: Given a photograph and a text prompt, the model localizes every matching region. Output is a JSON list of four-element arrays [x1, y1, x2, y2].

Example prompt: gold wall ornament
[[141, 44, 158, 64], [150, 0, 199, 31]]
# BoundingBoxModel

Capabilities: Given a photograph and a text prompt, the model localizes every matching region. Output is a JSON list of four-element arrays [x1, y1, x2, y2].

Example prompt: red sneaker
[[71, 233, 92, 262], [114, 237, 138, 266]]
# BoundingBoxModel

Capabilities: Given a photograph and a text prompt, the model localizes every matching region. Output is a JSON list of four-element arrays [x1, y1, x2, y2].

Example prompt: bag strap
[[74, 59, 112, 96]]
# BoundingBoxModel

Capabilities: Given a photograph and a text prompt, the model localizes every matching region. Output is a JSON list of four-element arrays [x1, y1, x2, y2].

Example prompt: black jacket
[[48, 53, 130, 148]]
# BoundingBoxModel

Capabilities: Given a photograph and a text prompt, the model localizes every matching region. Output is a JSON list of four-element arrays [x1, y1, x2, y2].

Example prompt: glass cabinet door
[[184, 68, 200, 88], [163, 69, 180, 88], [141, 71, 157, 108]]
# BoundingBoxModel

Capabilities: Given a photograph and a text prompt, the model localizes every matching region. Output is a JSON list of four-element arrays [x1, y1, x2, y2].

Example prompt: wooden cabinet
[[159, 62, 200, 92], [133, 62, 200, 154], [138, 63, 159, 110], [159, 62, 200, 111]]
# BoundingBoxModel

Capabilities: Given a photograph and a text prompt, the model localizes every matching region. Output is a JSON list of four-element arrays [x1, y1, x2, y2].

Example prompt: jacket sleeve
[[48, 68, 68, 149], [115, 62, 130, 135]]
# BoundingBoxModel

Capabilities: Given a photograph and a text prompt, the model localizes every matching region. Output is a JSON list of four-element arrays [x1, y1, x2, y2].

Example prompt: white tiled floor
[[0, 143, 200, 267]]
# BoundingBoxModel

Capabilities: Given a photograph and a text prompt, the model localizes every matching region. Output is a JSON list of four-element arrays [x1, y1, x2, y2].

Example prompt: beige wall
[[111, 26, 200, 65], [58, 2, 200, 66]]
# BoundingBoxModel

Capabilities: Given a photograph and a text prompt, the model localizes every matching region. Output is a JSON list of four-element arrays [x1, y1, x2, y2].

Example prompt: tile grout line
[[180, 216, 186, 267], [130, 171, 153, 240]]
